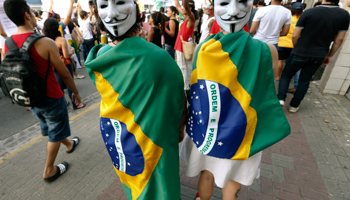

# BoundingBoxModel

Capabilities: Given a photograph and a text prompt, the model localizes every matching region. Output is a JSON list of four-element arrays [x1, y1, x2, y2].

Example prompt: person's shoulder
[[35, 36, 56, 47]]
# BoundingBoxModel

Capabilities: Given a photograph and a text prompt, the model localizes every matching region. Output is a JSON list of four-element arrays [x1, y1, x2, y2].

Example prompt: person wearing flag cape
[[179, 0, 291, 199], [84, 1, 186, 199]]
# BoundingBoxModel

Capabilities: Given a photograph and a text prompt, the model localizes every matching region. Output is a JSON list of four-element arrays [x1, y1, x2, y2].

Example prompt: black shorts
[[277, 47, 293, 60]]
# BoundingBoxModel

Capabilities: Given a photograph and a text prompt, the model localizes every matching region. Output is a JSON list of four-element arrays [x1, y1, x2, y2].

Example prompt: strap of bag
[[5, 36, 19, 50], [21, 33, 44, 51]]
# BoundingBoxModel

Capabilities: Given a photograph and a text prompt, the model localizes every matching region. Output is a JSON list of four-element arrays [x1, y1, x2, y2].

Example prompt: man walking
[[250, 0, 291, 46], [277, 0, 349, 112], [2, 0, 81, 182]]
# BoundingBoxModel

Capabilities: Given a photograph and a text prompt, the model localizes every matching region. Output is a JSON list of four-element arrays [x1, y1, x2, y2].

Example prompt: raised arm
[[62, 0, 74, 26], [174, 0, 186, 17], [183, 0, 195, 28], [47, 0, 54, 18]]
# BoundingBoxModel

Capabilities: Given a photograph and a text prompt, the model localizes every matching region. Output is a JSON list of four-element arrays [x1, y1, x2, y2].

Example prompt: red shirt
[[210, 21, 249, 34], [174, 18, 195, 52], [4, 32, 64, 99]]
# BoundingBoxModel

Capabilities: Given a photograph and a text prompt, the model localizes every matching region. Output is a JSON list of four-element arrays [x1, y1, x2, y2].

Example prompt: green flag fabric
[[188, 30, 290, 160], [85, 37, 184, 200]]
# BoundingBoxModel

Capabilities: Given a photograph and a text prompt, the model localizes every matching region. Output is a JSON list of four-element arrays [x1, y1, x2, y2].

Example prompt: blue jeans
[[55, 64, 76, 108], [31, 97, 70, 142], [82, 39, 95, 61], [165, 44, 175, 59], [293, 70, 300, 89], [278, 54, 324, 107]]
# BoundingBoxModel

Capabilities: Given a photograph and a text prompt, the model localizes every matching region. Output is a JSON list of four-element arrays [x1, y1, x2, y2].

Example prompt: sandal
[[44, 162, 68, 182], [66, 137, 80, 153], [73, 103, 86, 110]]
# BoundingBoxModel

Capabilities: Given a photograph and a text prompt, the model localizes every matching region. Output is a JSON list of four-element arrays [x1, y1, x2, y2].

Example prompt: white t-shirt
[[78, 18, 93, 40], [199, 16, 215, 44], [252, 5, 291, 44]]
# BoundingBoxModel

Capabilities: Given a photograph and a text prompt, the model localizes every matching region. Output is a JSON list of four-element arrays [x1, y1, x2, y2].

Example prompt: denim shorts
[[31, 97, 71, 142]]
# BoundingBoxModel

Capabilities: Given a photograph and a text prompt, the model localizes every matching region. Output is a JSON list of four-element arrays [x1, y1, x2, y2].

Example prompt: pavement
[[1, 81, 350, 200]]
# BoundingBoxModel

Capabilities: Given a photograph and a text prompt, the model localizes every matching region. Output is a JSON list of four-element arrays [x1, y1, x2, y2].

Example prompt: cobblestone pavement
[[1, 82, 349, 200]]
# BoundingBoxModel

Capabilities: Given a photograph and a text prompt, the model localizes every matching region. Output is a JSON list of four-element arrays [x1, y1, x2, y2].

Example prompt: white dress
[[180, 135, 262, 188]]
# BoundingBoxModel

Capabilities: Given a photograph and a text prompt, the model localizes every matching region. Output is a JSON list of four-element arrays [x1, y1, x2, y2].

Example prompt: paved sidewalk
[[1, 82, 350, 200]]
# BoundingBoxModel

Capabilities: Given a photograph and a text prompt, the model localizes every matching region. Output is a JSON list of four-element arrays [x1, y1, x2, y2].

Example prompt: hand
[[70, 0, 74, 4], [71, 92, 81, 106], [50, 0, 53, 5], [323, 56, 332, 66]]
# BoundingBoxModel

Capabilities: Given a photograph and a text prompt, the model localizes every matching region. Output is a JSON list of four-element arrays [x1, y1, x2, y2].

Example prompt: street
[[0, 67, 98, 140]]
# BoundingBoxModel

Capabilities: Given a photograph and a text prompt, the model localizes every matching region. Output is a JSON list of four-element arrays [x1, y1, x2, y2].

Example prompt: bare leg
[[43, 141, 61, 179], [198, 170, 215, 200], [61, 138, 74, 152], [275, 59, 285, 80], [222, 180, 241, 200]]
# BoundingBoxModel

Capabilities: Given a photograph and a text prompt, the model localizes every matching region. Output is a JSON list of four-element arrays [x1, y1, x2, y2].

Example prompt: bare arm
[[280, 24, 290, 37], [62, 0, 74, 26], [35, 38, 81, 105], [0, 21, 7, 38], [208, 19, 214, 31], [174, 0, 186, 17], [165, 20, 176, 37], [179, 93, 187, 143], [1, 44, 4, 61], [58, 37, 74, 58], [147, 28, 154, 42], [250, 21, 260, 35], [47, 0, 53, 18], [323, 31, 347, 65], [292, 27, 302, 46], [267, 43, 278, 78], [183, 0, 195, 29]]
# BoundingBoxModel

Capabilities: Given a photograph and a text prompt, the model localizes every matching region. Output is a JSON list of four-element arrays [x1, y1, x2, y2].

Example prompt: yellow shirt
[[278, 15, 299, 48]]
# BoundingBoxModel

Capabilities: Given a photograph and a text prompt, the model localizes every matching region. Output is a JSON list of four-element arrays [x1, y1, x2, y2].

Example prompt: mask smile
[[104, 15, 129, 24]]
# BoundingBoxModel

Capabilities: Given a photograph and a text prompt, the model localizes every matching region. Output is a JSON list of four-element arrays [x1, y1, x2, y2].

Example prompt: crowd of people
[[1, 0, 349, 199]]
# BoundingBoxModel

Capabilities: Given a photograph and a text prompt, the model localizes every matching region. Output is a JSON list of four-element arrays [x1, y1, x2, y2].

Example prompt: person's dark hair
[[328, 0, 339, 4], [257, 0, 265, 6], [314, 1, 322, 7], [169, 6, 178, 16], [33, 10, 38, 18], [80, 10, 88, 19], [296, 0, 302, 2], [282, 4, 291, 10], [151, 12, 165, 35], [160, 7, 165, 13], [93, 0, 142, 41], [141, 11, 146, 22], [68, 21, 75, 33], [43, 18, 61, 40], [189, 0, 196, 14], [302, 3, 307, 9], [4, 0, 32, 26], [39, 10, 43, 16]]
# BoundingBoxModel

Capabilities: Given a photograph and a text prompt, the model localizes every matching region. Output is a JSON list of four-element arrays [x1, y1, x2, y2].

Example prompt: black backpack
[[0, 33, 49, 107]]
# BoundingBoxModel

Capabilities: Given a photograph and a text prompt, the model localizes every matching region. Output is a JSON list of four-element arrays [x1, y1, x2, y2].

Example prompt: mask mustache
[[220, 12, 247, 21]]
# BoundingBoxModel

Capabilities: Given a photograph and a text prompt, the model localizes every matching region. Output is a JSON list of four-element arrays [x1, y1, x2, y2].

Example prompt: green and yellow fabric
[[85, 37, 184, 200], [188, 30, 290, 160]]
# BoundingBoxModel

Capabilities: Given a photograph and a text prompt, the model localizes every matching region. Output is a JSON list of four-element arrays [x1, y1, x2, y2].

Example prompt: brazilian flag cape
[[188, 30, 290, 160], [85, 37, 184, 200]]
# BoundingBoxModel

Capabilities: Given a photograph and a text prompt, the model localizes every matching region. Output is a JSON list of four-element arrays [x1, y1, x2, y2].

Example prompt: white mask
[[214, 0, 253, 33], [97, 0, 137, 36]]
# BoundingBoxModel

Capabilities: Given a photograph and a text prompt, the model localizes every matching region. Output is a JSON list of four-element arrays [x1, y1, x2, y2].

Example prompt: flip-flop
[[66, 137, 80, 153], [194, 192, 200, 200], [73, 103, 86, 110], [44, 162, 69, 182]]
